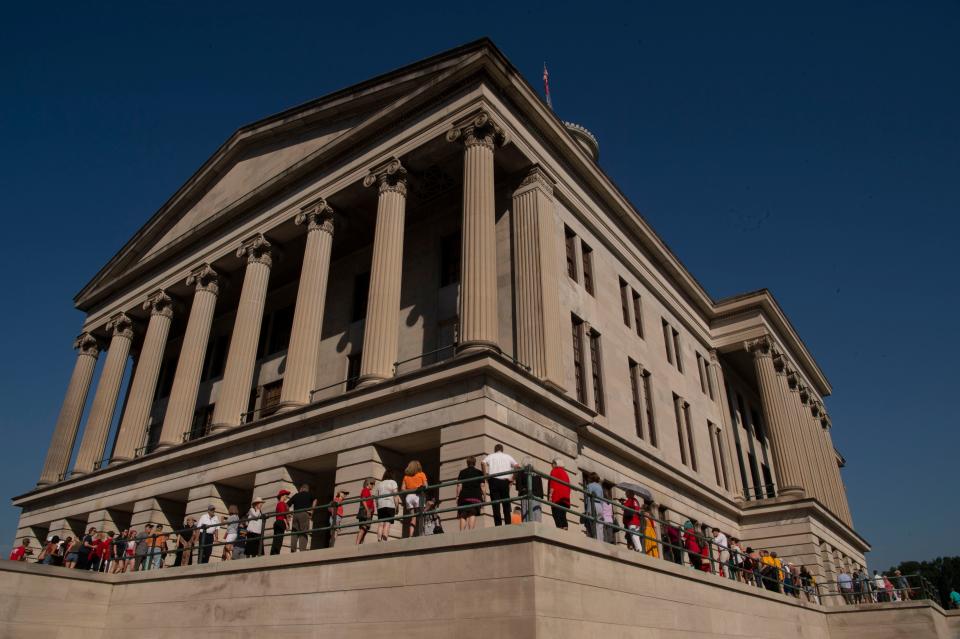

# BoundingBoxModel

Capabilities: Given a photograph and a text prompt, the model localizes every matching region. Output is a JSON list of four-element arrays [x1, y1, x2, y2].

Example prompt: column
[[37, 333, 100, 485], [112, 291, 174, 461], [447, 110, 507, 354], [279, 198, 335, 409], [211, 234, 273, 430], [815, 405, 853, 525], [86, 509, 125, 535], [357, 158, 407, 386], [808, 399, 842, 519], [794, 382, 837, 513], [511, 165, 564, 388], [744, 335, 804, 497], [774, 360, 822, 502], [157, 264, 219, 449], [73, 313, 135, 475]]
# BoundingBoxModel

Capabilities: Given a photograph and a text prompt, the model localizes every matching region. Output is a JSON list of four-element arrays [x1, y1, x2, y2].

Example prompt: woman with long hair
[[401, 460, 428, 537], [375, 469, 400, 542]]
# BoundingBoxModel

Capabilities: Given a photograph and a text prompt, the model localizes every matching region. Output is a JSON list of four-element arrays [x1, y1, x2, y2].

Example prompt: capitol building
[[5, 39, 929, 639]]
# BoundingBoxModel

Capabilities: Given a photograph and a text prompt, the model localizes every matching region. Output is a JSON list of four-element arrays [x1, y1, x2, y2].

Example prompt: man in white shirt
[[482, 444, 519, 526], [711, 527, 729, 577], [195, 505, 221, 564]]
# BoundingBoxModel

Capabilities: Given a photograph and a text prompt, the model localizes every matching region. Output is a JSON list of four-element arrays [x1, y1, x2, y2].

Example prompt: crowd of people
[[3, 446, 932, 606]]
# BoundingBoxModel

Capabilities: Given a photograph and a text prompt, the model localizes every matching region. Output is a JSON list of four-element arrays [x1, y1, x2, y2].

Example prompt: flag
[[543, 62, 552, 109]]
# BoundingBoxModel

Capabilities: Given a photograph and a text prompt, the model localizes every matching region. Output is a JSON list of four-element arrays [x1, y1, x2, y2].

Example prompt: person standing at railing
[[222, 505, 240, 561], [196, 505, 221, 564], [288, 484, 318, 552], [456, 457, 485, 531], [329, 491, 347, 546], [728, 537, 744, 581], [356, 480, 376, 543], [583, 473, 604, 541], [516, 460, 543, 523], [245, 498, 265, 557], [270, 490, 291, 555], [149, 526, 168, 570], [949, 587, 960, 609], [402, 461, 428, 537], [682, 521, 702, 571], [133, 525, 152, 571], [374, 469, 400, 542], [641, 503, 659, 559], [482, 444, 519, 527], [620, 490, 642, 551], [599, 482, 616, 544], [711, 528, 728, 577], [837, 568, 854, 603], [8, 537, 32, 561], [173, 517, 195, 566], [894, 570, 911, 600], [547, 459, 570, 530], [79, 527, 97, 570]]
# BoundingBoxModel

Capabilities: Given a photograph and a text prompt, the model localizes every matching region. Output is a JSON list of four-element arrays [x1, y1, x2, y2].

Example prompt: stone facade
[[13, 38, 868, 614]]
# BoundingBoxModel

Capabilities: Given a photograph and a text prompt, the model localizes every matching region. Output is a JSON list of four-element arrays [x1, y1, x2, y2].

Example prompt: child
[[511, 506, 523, 525], [329, 491, 346, 547]]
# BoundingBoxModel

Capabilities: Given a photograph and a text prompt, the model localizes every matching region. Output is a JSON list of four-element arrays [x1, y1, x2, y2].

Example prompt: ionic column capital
[[513, 164, 555, 197], [237, 234, 273, 267], [143, 290, 174, 319], [744, 334, 774, 358], [446, 110, 508, 151], [73, 332, 101, 358], [186, 263, 220, 295], [295, 197, 335, 234], [363, 157, 407, 196], [106, 312, 134, 341]]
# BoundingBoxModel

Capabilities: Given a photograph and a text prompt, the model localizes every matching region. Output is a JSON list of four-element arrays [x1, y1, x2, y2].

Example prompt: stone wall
[[0, 525, 955, 639]]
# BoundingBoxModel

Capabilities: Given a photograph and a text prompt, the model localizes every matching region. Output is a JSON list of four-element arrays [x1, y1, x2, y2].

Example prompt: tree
[[887, 556, 960, 609]]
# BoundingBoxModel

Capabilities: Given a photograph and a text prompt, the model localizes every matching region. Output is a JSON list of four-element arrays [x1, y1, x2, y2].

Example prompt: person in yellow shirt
[[771, 552, 784, 592]]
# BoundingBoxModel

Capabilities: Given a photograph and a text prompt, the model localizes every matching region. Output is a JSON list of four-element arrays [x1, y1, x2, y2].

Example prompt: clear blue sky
[[1, 2, 956, 569]]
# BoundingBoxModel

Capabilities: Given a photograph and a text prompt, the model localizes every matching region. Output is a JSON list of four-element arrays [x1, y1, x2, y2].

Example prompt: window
[[619, 278, 631, 327], [188, 404, 214, 441], [708, 421, 728, 488], [157, 358, 176, 399], [684, 402, 697, 470], [629, 360, 643, 439], [346, 352, 362, 390], [571, 315, 586, 403], [643, 371, 657, 447], [581, 242, 594, 295], [202, 333, 230, 382], [662, 319, 673, 364], [440, 232, 460, 287], [751, 408, 766, 443], [715, 423, 729, 489], [351, 272, 370, 322], [696, 352, 708, 394], [588, 329, 604, 414], [259, 380, 282, 417], [705, 357, 716, 400], [565, 226, 578, 281], [631, 290, 644, 338], [672, 328, 683, 373], [673, 394, 687, 466], [761, 464, 775, 498], [265, 304, 295, 356]]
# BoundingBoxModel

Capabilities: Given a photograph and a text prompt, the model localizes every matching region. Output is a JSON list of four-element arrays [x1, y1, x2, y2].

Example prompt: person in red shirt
[[548, 459, 571, 530], [620, 491, 642, 551], [356, 479, 376, 545], [8, 538, 32, 561], [92, 533, 112, 572], [270, 490, 291, 555]]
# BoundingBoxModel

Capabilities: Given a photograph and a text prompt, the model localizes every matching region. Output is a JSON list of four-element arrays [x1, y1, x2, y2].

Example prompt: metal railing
[[742, 483, 777, 501], [814, 573, 938, 604], [38, 466, 855, 603]]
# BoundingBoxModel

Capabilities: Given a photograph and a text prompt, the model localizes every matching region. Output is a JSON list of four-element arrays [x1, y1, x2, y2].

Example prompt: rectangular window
[[202, 333, 230, 382], [631, 290, 644, 338], [571, 315, 586, 404], [708, 420, 722, 486], [662, 319, 673, 364], [705, 358, 716, 400], [351, 272, 370, 322], [629, 359, 643, 440], [346, 352, 362, 390], [672, 328, 683, 373], [157, 358, 176, 399], [751, 408, 766, 443], [440, 232, 461, 287], [259, 380, 282, 417], [643, 371, 657, 447], [188, 404, 214, 441], [266, 304, 295, 356], [761, 464, 775, 498], [589, 329, 604, 415], [673, 394, 687, 466], [565, 226, 578, 281], [684, 402, 697, 471], [619, 278, 631, 327], [715, 424, 729, 489], [696, 352, 708, 394], [581, 241, 595, 295]]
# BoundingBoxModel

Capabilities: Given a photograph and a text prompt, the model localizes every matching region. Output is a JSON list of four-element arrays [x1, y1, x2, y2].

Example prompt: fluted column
[[447, 110, 507, 354], [794, 381, 835, 513], [773, 357, 822, 501], [744, 335, 804, 497], [157, 265, 219, 448], [512, 165, 564, 388], [279, 198, 335, 408], [74, 313, 135, 474], [38, 333, 101, 484], [112, 291, 175, 461], [211, 235, 273, 430], [812, 402, 852, 524], [357, 158, 407, 387]]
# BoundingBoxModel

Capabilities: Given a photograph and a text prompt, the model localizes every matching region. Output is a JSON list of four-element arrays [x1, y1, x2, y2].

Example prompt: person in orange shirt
[[510, 506, 523, 525], [402, 460, 428, 537]]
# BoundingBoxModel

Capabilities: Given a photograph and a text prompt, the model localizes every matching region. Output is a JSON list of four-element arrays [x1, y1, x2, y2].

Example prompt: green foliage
[[887, 556, 960, 609]]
